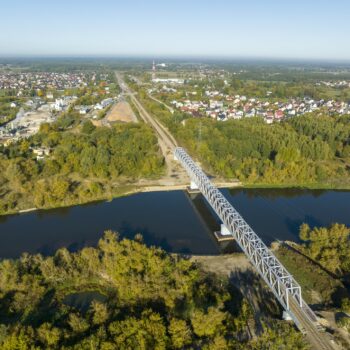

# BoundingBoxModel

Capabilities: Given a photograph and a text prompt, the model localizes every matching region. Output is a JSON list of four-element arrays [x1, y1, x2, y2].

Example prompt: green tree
[[68, 313, 90, 334], [37, 322, 61, 347], [190, 307, 226, 338], [299, 223, 350, 275], [81, 120, 96, 134], [89, 301, 109, 326], [341, 298, 350, 314], [168, 318, 192, 348], [51, 177, 70, 201]]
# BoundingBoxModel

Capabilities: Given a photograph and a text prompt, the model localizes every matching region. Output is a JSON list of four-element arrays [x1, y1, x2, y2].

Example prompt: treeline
[[276, 222, 350, 307], [299, 223, 350, 278], [228, 78, 350, 101], [0, 232, 307, 349], [0, 117, 164, 214], [154, 76, 350, 101], [223, 65, 350, 83], [283, 223, 350, 334], [276, 244, 346, 307], [140, 94, 350, 187], [0, 97, 20, 126]]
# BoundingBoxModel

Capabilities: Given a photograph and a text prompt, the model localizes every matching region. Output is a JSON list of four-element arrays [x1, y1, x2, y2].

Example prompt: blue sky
[[1, 0, 350, 60]]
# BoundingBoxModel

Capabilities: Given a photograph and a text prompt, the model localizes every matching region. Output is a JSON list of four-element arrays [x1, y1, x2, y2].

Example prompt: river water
[[0, 188, 349, 259]]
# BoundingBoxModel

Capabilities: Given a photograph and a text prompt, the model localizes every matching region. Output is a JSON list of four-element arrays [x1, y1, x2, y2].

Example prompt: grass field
[[275, 244, 348, 306]]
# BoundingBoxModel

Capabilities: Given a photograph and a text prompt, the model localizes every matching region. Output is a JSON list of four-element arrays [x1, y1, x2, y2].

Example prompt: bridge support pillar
[[190, 180, 199, 190], [282, 310, 292, 321], [187, 180, 200, 194], [214, 224, 235, 242]]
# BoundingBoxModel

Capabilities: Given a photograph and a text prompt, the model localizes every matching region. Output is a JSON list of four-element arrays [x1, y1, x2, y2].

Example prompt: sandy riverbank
[[9, 179, 241, 217]]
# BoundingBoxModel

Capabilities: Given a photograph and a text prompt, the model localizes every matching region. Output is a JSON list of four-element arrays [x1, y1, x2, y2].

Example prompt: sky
[[1, 0, 350, 61]]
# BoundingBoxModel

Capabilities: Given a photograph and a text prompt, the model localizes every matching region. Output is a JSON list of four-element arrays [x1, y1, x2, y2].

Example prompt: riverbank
[[2, 183, 139, 217], [4, 177, 350, 218], [2, 179, 243, 217]]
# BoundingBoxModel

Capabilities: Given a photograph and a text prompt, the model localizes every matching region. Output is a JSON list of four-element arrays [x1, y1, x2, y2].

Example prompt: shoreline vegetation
[[5, 181, 349, 218], [0, 116, 166, 216], [5, 181, 350, 218], [0, 231, 309, 349], [0, 229, 348, 348]]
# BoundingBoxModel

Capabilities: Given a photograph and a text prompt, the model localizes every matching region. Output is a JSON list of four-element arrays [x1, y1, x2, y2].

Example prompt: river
[[0, 188, 349, 259]]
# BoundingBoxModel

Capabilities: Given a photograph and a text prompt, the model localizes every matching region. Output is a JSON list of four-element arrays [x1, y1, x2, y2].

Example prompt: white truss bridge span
[[174, 147, 320, 331]]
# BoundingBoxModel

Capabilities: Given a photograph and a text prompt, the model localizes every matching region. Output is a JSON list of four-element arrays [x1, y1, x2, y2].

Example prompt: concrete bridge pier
[[187, 180, 200, 194], [282, 310, 293, 321], [214, 224, 235, 242]]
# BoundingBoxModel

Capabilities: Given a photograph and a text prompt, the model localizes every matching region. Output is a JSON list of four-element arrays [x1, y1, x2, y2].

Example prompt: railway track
[[290, 296, 334, 350], [115, 71, 337, 350]]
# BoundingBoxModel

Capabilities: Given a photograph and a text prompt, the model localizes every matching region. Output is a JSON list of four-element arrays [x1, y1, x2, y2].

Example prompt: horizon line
[[0, 54, 350, 65]]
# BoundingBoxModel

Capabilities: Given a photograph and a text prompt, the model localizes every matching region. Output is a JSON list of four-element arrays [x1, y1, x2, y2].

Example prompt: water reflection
[[228, 187, 331, 199]]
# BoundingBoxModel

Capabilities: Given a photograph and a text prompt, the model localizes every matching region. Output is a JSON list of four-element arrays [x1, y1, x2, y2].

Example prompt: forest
[[139, 93, 350, 188], [0, 113, 164, 215], [298, 223, 350, 277], [0, 232, 308, 349]]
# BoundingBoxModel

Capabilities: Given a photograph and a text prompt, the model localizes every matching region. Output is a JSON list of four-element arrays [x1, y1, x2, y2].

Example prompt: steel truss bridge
[[174, 147, 325, 336], [117, 71, 333, 349]]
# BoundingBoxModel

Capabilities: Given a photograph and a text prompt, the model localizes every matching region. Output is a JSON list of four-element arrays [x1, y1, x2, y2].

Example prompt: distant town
[[167, 91, 350, 123], [146, 66, 350, 123], [0, 71, 91, 92], [0, 71, 119, 145], [1, 62, 350, 146]]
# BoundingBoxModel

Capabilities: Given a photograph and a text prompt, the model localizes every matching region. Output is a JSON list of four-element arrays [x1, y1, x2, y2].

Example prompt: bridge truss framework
[[174, 147, 318, 329]]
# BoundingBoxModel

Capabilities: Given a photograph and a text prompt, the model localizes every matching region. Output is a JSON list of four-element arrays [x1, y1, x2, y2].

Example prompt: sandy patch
[[106, 101, 137, 123]]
